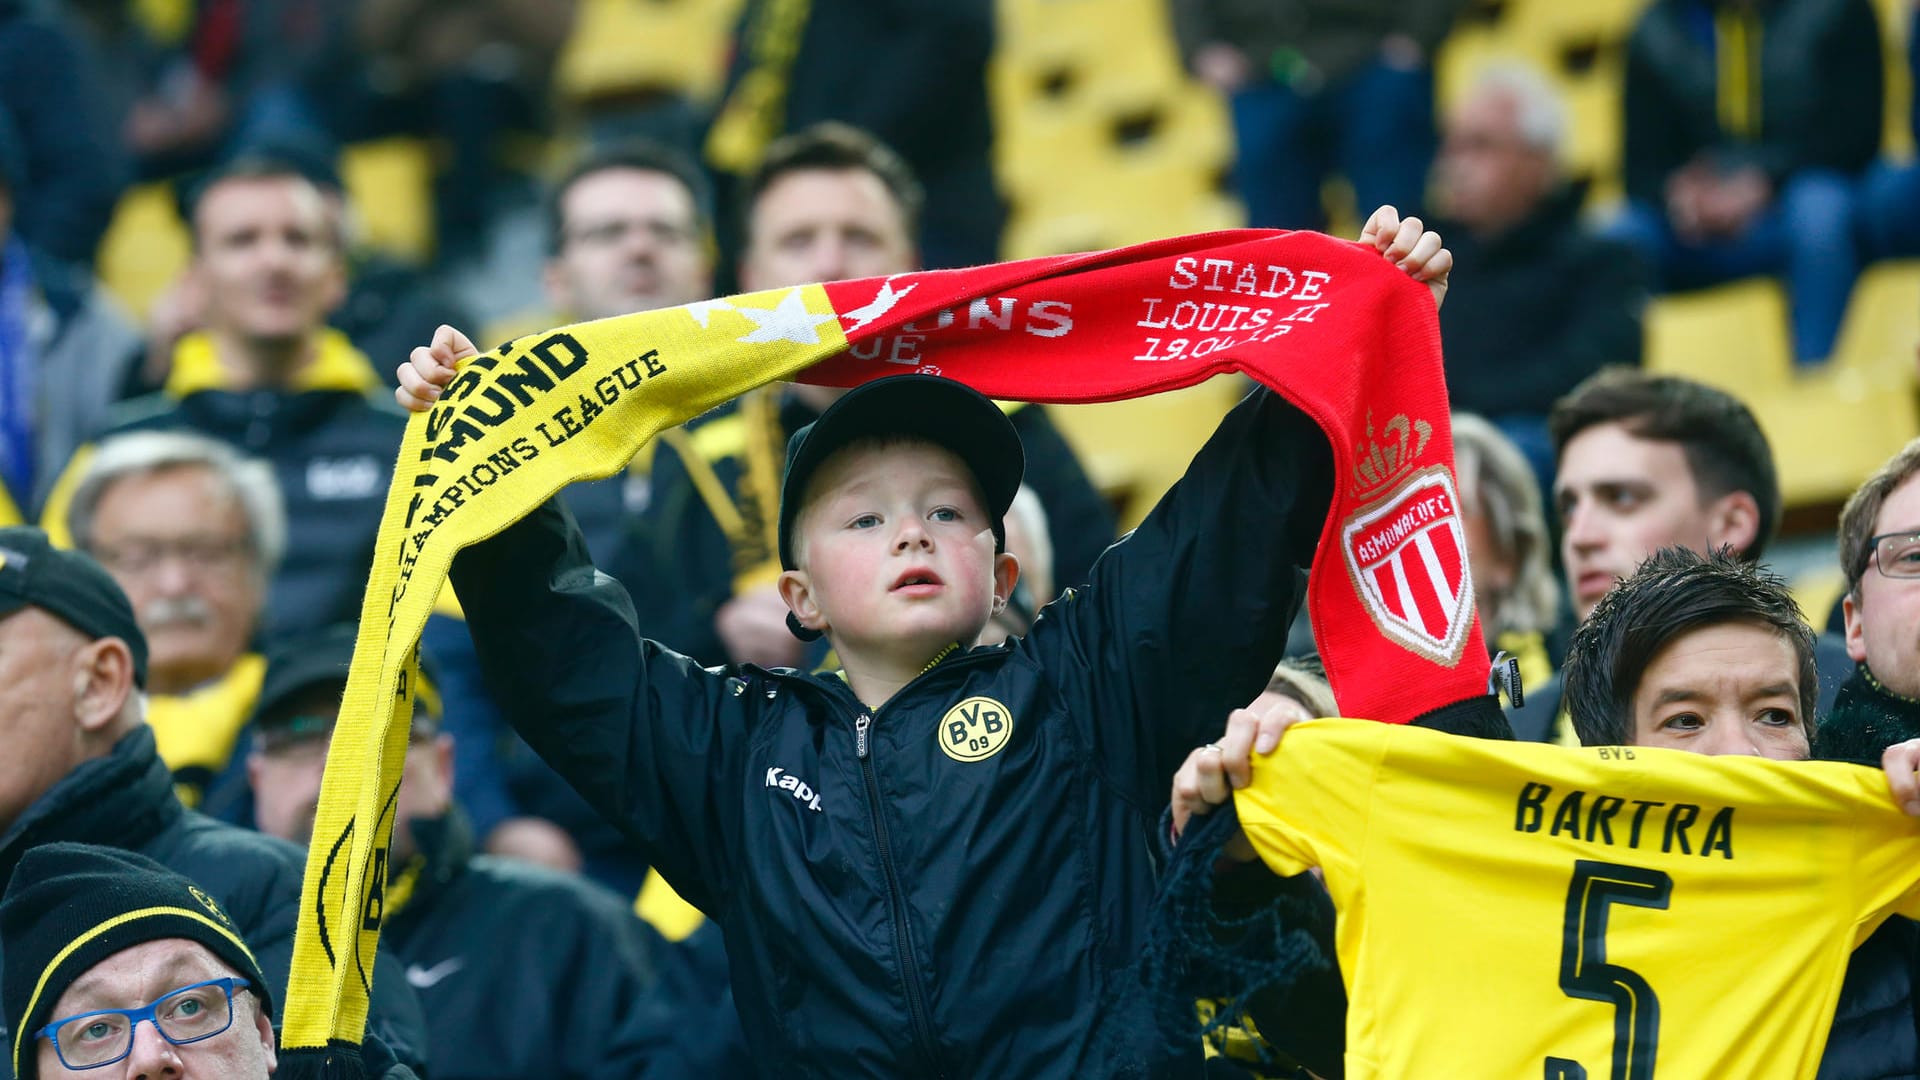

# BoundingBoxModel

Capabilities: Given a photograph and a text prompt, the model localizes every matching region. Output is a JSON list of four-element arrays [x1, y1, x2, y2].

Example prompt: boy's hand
[[395, 324, 480, 412], [1359, 205, 1452, 311], [1883, 738, 1920, 817], [1170, 704, 1307, 861]]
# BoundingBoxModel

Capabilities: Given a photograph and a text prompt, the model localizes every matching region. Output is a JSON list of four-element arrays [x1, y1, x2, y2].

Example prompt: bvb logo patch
[[187, 885, 227, 924], [938, 696, 1013, 762]]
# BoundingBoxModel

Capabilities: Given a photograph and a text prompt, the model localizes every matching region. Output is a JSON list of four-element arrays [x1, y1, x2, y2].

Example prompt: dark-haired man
[[1513, 367, 1849, 739], [1562, 546, 1920, 1079], [619, 122, 1114, 672]]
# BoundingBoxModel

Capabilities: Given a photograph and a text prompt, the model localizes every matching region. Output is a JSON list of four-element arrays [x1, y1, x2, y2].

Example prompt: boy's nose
[[893, 521, 932, 551]]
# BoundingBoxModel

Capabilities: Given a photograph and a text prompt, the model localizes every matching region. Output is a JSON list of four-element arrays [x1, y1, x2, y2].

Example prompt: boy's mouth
[[891, 568, 945, 594]]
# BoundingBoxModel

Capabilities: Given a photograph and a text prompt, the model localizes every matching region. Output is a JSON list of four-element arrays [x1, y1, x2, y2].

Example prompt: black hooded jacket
[[451, 387, 1335, 1077], [0, 726, 428, 1079]]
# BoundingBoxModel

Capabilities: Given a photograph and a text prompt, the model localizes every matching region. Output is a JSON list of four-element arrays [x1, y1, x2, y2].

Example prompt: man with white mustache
[[64, 430, 283, 815]]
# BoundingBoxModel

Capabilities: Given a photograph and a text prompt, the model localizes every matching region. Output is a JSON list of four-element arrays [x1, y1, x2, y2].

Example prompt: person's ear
[[252, 995, 277, 1070], [71, 637, 134, 736], [1845, 591, 1868, 663], [1705, 490, 1761, 556], [778, 569, 827, 635], [992, 552, 1021, 614]]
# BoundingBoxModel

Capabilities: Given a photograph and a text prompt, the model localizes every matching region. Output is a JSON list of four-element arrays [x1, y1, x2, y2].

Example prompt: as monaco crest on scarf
[[1340, 415, 1473, 667]]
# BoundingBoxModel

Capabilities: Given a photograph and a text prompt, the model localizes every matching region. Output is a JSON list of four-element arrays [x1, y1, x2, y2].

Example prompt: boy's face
[[1629, 620, 1808, 760], [1846, 471, 1920, 698], [780, 441, 1016, 665]]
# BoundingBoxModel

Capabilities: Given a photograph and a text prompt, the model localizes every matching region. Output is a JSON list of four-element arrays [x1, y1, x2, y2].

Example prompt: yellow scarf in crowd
[[285, 230, 1482, 1072]]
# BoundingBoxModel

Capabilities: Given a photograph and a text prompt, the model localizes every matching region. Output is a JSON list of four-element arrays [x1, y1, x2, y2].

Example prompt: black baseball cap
[[0, 527, 148, 687], [776, 375, 1025, 575], [252, 624, 441, 749]]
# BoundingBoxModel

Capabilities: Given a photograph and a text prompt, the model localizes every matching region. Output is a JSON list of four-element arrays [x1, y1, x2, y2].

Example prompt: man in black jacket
[[1612, 0, 1882, 366], [1429, 64, 1648, 484], [246, 625, 744, 1079], [0, 526, 427, 1079]]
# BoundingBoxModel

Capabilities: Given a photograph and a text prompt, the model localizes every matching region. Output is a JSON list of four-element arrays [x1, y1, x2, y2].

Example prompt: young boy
[[395, 210, 1452, 1075]]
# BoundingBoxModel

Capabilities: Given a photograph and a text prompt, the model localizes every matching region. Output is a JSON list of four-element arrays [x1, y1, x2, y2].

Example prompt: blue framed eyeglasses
[[34, 977, 250, 1071]]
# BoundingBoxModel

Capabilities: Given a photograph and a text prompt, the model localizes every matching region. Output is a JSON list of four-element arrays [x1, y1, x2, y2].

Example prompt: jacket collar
[[1815, 663, 1920, 765], [164, 329, 381, 398], [0, 726, 182, 888], [383, 807, 474, 923]]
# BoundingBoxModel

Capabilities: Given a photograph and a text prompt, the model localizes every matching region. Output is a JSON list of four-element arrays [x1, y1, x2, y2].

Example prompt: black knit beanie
[[2, 843, 273, 1080]]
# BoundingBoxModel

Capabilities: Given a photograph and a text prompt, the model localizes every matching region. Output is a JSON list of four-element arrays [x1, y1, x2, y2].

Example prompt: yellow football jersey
[[1236, 718, 1920, 1080]]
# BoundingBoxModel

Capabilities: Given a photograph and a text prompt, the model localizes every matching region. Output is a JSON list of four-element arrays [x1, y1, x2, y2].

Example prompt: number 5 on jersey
[[1545, 860, 1673, 1080]]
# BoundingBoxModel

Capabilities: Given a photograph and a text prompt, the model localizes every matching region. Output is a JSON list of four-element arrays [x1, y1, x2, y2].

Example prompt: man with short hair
[[0, 525, 427, 1079], [1429, 64, 1648, 481], [65, 431, 281, 811], [1, 843, 277, 1080], [1563, 546, 1920, 1079], [620, 121, 1114, 673], [42, 154, 406, 639], [1821, 439, 1920, 760], [1509, 368, 1857, 739], [245, 625, 739, 1079]]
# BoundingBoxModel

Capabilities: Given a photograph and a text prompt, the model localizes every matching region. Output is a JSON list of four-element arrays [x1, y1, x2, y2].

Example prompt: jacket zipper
[[854, 712, 945, 1075]]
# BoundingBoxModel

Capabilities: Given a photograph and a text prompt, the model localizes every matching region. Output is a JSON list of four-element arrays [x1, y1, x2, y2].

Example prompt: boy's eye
[[929, 506, 960, 523], [849, 514, 881, 529]]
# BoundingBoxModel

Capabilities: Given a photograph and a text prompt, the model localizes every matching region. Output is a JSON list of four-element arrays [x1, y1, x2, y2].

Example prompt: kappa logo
[[939, 696, 1013, 762], [1341, 463, 1474, 666], [765, 767, 825, 812]]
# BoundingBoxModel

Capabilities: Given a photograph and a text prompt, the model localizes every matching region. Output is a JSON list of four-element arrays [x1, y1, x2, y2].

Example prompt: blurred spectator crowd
[[0, 0, 1917, 1075]]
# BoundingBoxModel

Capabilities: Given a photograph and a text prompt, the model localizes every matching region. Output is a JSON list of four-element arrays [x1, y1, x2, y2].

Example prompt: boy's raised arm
[[401, 326, 746, 917]]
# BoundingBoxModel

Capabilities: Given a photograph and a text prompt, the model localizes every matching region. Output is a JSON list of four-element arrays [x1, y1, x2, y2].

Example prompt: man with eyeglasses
[[1, 843, 276, 1080], [1819, 438, 1920, 765], [0, 526, 426, 1079], [62, 431, 282, 815]]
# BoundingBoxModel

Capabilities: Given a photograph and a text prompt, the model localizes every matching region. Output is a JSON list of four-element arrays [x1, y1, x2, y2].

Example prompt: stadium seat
[[1644, 279, 1796, 392], [553, 0, 745, 105], [95, 182, 192, 320], [340, 137, 436, 264]]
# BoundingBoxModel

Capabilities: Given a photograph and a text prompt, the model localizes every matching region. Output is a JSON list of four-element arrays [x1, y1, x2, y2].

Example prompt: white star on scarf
[[732, 288, 840, 345], [684, 298, 734, 329]]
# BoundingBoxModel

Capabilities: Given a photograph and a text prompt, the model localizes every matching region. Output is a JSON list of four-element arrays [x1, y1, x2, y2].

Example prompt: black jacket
[[96, 384, 405, 639], [0, 726, 428, 1078], [452, 387, 1333, 1077], [1623, 0, 1883, 206], [1436, 185, 1649, 419], [620, 390, 1117, 669], [382, 809, 747, 1079]]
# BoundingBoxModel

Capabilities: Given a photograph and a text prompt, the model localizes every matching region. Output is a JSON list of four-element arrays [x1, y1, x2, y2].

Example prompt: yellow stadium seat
[[95, 183, 192, 321], [554, 0, 745, 105], [340, 137, 436, 264], [1047, 376, 1244, 529], [1790, 567, 1848, 631], [1644, 272, 1920, 507], [1833, 260, 1920, 381], [1504, 0, 1650, 50], [1644, 279, 1795, 392]]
